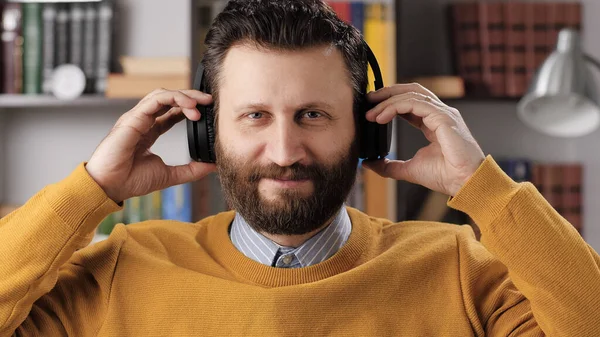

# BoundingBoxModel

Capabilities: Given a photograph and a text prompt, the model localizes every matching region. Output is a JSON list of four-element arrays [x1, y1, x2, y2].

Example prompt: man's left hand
[[362, 83, 486, 197]]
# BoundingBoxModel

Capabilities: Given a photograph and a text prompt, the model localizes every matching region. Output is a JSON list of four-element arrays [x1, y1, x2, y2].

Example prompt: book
[[119, 56, 190, 77], [448, 3, 482, 96], [104, 74, 189, 98], [1, 3, 23, 94], [503, 2, 527, 97], [478, 2, 505, 97], [41, 3, 56, 94], [22, 3, 42, 94], [161, 184, 192, 222], [408, 76, 465, 99], [96, 0, 114, 94]]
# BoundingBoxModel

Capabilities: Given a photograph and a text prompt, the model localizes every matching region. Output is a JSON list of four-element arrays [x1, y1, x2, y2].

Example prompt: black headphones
[[187, 42, 392, 163]]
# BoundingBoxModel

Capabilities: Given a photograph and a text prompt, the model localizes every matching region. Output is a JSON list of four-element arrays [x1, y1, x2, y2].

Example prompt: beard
[[215, 137, 359, 236]]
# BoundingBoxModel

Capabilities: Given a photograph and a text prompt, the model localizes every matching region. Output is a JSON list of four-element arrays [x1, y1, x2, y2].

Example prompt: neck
[[259, 215, 336, 248]]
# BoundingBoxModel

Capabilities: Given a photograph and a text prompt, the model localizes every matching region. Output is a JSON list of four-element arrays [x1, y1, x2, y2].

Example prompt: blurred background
[[0, 0, 598, 252]]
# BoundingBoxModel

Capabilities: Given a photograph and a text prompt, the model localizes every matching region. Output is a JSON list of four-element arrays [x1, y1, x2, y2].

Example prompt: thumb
[[362, 158, 412, 182], [168, 161, 217, 186]]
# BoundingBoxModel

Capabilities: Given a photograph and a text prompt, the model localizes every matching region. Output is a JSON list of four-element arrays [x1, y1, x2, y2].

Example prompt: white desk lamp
[[517, 28, 600, 137]]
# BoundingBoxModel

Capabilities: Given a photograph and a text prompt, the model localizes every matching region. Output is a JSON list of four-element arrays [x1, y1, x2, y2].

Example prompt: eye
[[302, 111, 323, 119], [247, 112, 263, 119]]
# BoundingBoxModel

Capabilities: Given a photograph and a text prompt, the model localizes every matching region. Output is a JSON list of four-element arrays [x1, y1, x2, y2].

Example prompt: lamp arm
[[584, 54, 600, 72]]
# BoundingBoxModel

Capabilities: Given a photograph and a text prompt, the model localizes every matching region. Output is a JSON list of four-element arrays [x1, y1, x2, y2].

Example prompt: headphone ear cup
[[205, 106, 216, 163], [357, 94, 373, 159], [192, 103, 217, 163]]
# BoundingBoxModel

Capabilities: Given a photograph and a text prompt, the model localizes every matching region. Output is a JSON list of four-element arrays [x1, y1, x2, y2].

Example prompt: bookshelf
[[0, 94, 139, 109], [7, 0, 101, 3]]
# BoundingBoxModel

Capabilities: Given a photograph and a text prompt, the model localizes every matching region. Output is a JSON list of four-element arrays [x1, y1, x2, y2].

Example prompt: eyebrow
[[235, 101, 335, 112]]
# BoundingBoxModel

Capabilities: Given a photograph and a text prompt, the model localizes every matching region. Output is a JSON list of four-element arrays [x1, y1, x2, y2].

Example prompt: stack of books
[[105, 56, 190, 98], [448, 1, 582, 98]]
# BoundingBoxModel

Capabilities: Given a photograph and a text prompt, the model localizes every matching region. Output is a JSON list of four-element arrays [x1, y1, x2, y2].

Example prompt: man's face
[[215, 43, 358, 236]]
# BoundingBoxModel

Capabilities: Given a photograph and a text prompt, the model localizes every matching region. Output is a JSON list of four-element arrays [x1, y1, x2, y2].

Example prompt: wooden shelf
[[0, 94, 140, 109], [7, 0, 101, 3], [443, 96, 522, 104]]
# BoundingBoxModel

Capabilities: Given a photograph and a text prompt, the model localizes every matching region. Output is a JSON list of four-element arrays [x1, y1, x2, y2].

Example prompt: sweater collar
[[204, 207, 373, 287]]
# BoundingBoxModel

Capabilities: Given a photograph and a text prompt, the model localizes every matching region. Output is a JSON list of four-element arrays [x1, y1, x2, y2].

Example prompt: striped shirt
[[229, 206, 352, 268]]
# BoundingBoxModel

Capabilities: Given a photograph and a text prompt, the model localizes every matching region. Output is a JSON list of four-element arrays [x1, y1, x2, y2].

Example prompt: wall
[[0, 0, 191, 205]]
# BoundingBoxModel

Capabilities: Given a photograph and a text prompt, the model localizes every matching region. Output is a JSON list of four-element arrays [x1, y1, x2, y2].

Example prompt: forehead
[[218, 43, 354, 112]]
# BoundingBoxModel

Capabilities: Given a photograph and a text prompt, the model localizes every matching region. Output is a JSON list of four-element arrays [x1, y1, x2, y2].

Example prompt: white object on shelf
[[51, 64, 87, 100]]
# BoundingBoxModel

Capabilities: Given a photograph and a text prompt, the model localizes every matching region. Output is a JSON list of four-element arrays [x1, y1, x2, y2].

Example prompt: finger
[[119, 90, 211, 137], [168, 161, 217, 186], [362, 158, 414, 182], [370, 98, 456, 134], [141, 107, 186, 149], [366, 92, 440, 121], [367, 83, 442, 104], [138, 90, 207, 120]]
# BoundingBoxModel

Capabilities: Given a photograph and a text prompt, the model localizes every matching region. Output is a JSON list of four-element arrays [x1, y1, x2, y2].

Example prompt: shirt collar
[[230, 206, 352, 268]]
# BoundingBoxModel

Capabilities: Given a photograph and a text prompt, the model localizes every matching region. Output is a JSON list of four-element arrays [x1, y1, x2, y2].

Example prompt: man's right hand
[[85, 89, 217, 204]]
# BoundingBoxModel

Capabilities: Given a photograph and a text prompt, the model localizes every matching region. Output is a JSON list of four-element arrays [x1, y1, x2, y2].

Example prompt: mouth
[[263, 177, 311, 188]]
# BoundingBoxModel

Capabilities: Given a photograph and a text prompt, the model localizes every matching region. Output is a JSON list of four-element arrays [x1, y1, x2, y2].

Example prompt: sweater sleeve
[[448, 155, 600, 337], [0, 163, 125, 337]]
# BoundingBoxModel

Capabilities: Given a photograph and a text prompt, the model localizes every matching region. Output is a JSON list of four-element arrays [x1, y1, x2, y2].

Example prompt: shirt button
[[282, 255, 293, 265]]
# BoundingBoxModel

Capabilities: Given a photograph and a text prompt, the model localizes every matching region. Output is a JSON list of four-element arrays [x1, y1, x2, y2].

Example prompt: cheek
[[307, 124, 355, 161], [217, 119, 262, 160]]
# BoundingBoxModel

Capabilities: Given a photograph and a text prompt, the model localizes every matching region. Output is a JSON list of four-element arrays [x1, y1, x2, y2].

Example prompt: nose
[[264, 119, 307, 167]]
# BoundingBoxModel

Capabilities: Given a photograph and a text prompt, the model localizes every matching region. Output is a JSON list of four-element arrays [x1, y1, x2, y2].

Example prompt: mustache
[[247, 163, 325, 182]]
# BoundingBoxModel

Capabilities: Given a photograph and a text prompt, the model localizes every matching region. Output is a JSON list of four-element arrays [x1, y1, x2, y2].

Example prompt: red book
[[478, 2, 505, 97], [2, 3, 23, 94], [532, 3, 548, 74], [449, 3, 482, 96], [565, 2, 583, 31], [336, 2, 351, 24], [503, 2, 527, 97], [562, 164, 583, 236], [546, 3, 567, 54]]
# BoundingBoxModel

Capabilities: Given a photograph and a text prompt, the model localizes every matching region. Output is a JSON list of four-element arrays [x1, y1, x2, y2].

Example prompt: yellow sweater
[[1, 156, 599, 336]]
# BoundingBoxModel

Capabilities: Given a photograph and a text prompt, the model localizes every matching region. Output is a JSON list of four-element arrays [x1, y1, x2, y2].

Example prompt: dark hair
[[202, 0, 369, 117]]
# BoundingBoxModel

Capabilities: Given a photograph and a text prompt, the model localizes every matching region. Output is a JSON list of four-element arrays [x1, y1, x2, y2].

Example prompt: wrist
[[84, 162, 123, 205]]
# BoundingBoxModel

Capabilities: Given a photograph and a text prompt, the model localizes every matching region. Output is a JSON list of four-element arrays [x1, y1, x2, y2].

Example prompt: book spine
[[162, 184, 192, 222], [533, 3, 548, 75], [478, 2, 505, 97], [22, 3, 43, 94], [562, 164, 583, 236], [565, 2, 582, 31], [141, 191, 161, 221], [503, 2, 527, 97], [450, 3, 482, 96], [337, 2, 351, 24], [546, 2, 567, 54], [96, 0, 113, 94], [2, 3, 23, 94], [523, 3, 536, 87], [83, 2, 97, 93], [41, 3, 56, 94], [55, 4, 69, 67], [350, 2, 364, 34], [124, 196, 143, 224], [69, 3, 84, 68]]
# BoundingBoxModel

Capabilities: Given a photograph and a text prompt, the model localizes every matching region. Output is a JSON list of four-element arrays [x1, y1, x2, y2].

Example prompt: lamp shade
[[517, 28, 600, 137]]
